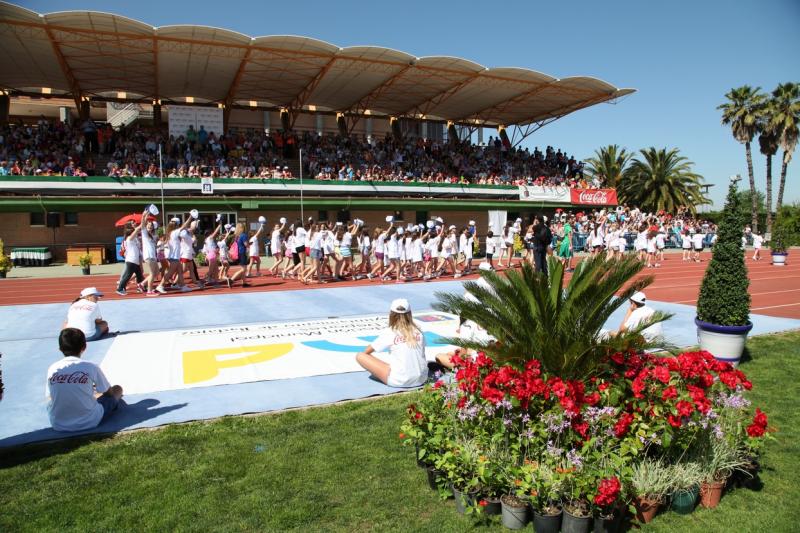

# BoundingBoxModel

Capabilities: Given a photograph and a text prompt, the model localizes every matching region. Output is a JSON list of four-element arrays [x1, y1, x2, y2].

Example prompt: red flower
[[675, 400, 694, 417], [661, 385, 678, 401], [667, 414, 682, 428], [610, 352, 625, 365], [747, 408, 768, 437], [594, 477, 621, 507], [399, 432, 406, 439], [479, 499, 488, 507], [614, 412, 635, 438], [585, 392, 601, 406], [414, 411, 423, 420], [652, 365, 670, 384], [432, 380, 443, 389], [746, 424, 765, 438], [598, 382, 610, 392], [753, 408, 768, 427]]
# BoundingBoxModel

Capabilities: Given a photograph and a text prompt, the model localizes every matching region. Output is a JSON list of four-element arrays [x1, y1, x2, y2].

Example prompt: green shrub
[[696, 180, 751, 326], [770, 204, 800, 253]]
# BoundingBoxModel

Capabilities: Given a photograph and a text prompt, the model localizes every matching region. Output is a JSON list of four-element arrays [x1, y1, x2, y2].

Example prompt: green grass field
[[1, 331, 798, 532]]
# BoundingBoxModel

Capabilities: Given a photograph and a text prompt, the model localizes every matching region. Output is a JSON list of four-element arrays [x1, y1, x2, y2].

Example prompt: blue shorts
[[97, 394, 120, 421], [85, 324, 105, 342], [340, 247, 352, 258]]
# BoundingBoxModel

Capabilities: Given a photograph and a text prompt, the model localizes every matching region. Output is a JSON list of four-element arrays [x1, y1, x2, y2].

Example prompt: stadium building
[[0, 2, 632, 261]]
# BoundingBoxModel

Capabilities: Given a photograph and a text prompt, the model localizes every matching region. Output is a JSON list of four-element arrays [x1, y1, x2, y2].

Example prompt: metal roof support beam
[[398, 72, 480, 118], [152, 36, 159, 102], [222, 46, 253, 128], [43, 26, 84, 115], [288, 55, 338, 129], [344, 63, 413, 116]]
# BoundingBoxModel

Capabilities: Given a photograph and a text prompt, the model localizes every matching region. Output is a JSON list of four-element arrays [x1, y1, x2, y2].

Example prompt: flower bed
[[401, 349, 771, 526]]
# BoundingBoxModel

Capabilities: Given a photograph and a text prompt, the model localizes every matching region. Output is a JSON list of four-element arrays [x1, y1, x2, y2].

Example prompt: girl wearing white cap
[[202, 221, 223, 286], [246, 219, 266, 278], [300, 224, 323, 284], [459, 227, 474, 274], [368, 226, 386, 280], [337, 222, 360, 281], [355, 298, 428, 387], [116, 217, 146, 296], [141, 214, 159, 295], [383, 227, 401, 283], [218, 224, 233, 281], [268, 218, 287, 276], [63, 287, 109, 341]]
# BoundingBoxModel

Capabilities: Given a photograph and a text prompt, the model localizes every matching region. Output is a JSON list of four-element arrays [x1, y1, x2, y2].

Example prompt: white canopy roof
[[0, 2, 635, 126]]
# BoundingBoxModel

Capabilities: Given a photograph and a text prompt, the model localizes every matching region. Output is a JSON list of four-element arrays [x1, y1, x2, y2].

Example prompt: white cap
[[516, 217, 522, 222], [397, 227, 404, 235], [469, 220, 475, 226], [152, 221, 158, 230], [478, 261, 492, 271], [224, 223, 232, 231], [170, 217, 181, 224], [449, 225, 456, 230], [280, 217, 287, 224], [630, 291, 646, 305], [335, 221, 343, 226], [385, 215, 394, 223], [436, 217, 444, 223], [390, 298, 411, 314], [190, 209, 199, 219], [426, 220, 434, 229], [80, 287, 103, 298], [215, 213, 222, 222], [258, 216, 267, 224], [148, 204, 159, 215]]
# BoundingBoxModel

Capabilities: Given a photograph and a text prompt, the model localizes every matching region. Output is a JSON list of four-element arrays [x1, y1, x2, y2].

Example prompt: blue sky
[[20, 0, 800, 208]]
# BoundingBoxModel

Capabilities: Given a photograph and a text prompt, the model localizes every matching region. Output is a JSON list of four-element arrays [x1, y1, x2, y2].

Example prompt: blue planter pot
[[695, 318, 753, 366]]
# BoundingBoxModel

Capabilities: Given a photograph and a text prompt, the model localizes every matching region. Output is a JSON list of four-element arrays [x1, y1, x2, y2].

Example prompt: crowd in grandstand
[[0, 118, 596, 187]]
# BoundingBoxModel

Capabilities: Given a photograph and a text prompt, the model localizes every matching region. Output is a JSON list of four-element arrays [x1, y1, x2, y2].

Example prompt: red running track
[[0, 253, 798, 319]]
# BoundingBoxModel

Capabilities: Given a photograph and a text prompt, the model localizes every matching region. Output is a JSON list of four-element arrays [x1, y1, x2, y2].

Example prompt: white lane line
[[751, 302, 800, 311]]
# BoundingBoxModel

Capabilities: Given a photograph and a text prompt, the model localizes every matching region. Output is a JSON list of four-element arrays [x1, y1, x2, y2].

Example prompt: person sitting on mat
[[63, 287, 109, 341], [355, 298, 428, 387], [46, 328, 124, 432]]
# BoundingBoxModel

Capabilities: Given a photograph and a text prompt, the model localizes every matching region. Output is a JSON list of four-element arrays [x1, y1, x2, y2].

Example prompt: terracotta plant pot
[[700, 479, 726, 509], [634, 496, 660, 524]]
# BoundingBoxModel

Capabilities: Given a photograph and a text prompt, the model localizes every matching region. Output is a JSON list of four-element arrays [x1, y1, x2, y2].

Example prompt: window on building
[[30, 212, 45, 226], [393, 210, 404, 221], [64, 212, 79, 225], [336, 209, 351, 223], [318, 210, 329, 222], [415, 211, 428, 224]]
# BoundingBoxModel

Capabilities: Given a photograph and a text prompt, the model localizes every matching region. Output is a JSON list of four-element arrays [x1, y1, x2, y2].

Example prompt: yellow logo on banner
[[182, 343, 294, 384]]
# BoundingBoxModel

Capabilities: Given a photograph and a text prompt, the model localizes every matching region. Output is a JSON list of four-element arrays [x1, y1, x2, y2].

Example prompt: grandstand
[[0, 2, 632, 260]]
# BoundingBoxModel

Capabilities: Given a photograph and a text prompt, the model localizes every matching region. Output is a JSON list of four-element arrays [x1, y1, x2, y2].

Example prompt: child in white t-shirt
[[752, 233, 764, 261], [355, 299, 428, 387], [47, 328, 123, 432], [681, 230, 692, 261], [246, 221, 266, 277]]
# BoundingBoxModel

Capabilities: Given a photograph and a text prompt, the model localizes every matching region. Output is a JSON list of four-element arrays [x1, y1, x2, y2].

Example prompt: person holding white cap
[[63, 287, 109, 341], [615, 291, 663, 341], [156, 216, 193, 294], [246, 217, 266, 278], [355, 298, 428, 387]]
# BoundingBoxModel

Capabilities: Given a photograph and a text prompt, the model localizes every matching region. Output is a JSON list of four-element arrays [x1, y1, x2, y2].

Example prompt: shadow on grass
[[0, 398, 187, 467]]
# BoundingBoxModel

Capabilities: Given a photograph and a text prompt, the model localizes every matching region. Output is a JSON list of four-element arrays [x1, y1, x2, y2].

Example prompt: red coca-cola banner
[[570, 188, 618, 206]]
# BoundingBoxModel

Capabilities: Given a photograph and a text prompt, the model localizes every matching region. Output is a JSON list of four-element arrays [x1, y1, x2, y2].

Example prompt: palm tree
[[433, 255, 672, 380], [769, 82, 800, 214], [719, 86, 765, 232], [584, 144, 632, 188], [618, 148, 707, 214], [757, 105, 780, 234]]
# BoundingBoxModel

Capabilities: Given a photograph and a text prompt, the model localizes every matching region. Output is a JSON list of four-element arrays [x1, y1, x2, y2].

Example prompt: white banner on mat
[[518, 185, 570, 202], [100, 312, 459, 394]]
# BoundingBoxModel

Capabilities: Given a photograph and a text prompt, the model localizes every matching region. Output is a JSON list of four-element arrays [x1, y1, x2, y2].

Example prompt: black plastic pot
[[533, 509, 562, 533], [82, 266, 90, 275], [562, 507, 591, 533]]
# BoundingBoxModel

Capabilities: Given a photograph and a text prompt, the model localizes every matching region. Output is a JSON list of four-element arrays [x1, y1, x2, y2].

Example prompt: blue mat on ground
[[1, 281, 798, 448]]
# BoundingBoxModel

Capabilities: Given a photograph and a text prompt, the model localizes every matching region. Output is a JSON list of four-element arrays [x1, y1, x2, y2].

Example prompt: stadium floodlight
[[185, 96, 194, 103], [117, 91, 126, 99], [41, 87, 51, 94]]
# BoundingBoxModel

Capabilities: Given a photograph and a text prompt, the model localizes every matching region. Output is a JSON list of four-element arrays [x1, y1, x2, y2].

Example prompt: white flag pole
[[158, 144, 166, 228], [299, 148, 304, 221]]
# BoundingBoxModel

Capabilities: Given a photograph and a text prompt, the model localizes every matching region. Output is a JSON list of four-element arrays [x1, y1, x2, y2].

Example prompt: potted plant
[[769, 205, 798, 266], [666, 462, 702, 515], [695, 177, 753, 365], [0, 238, 12, 278], [519, 461, 563, 533], [629, 458, 671, 524], [562, 468, 593, 533], [78, 253, 93, 275], [696, 437, 746, 509]]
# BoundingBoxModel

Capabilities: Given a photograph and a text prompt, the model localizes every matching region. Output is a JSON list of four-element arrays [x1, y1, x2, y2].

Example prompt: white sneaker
[[155, 285, 166, 294]]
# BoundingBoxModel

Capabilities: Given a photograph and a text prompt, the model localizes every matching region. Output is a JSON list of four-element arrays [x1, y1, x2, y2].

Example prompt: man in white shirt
[[46, 328, 124, 432], [616, 291, 663, 342]]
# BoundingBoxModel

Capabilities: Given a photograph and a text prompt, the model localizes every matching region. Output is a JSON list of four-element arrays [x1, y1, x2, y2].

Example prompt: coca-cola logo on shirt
[[50, 371, 90, 384], [570, 189, 618, 206]]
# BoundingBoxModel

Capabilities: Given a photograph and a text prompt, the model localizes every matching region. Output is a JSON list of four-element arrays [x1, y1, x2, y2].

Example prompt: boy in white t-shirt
[[692, 231, 705, 262], [63, 287, 109, 341], [752, 233, 764, 261], [46, 328, 124, 432]]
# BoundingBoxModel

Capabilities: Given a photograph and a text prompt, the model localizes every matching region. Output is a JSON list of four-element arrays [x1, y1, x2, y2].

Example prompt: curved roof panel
[[0, 2, 634, 126]]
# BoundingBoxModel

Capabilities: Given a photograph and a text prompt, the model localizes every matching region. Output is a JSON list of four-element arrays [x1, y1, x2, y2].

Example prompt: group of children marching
[[115, 211, 489, 294]]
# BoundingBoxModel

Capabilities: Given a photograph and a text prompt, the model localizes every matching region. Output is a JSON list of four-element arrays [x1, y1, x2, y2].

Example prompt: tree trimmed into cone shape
[[696, 180, 751, 326]]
